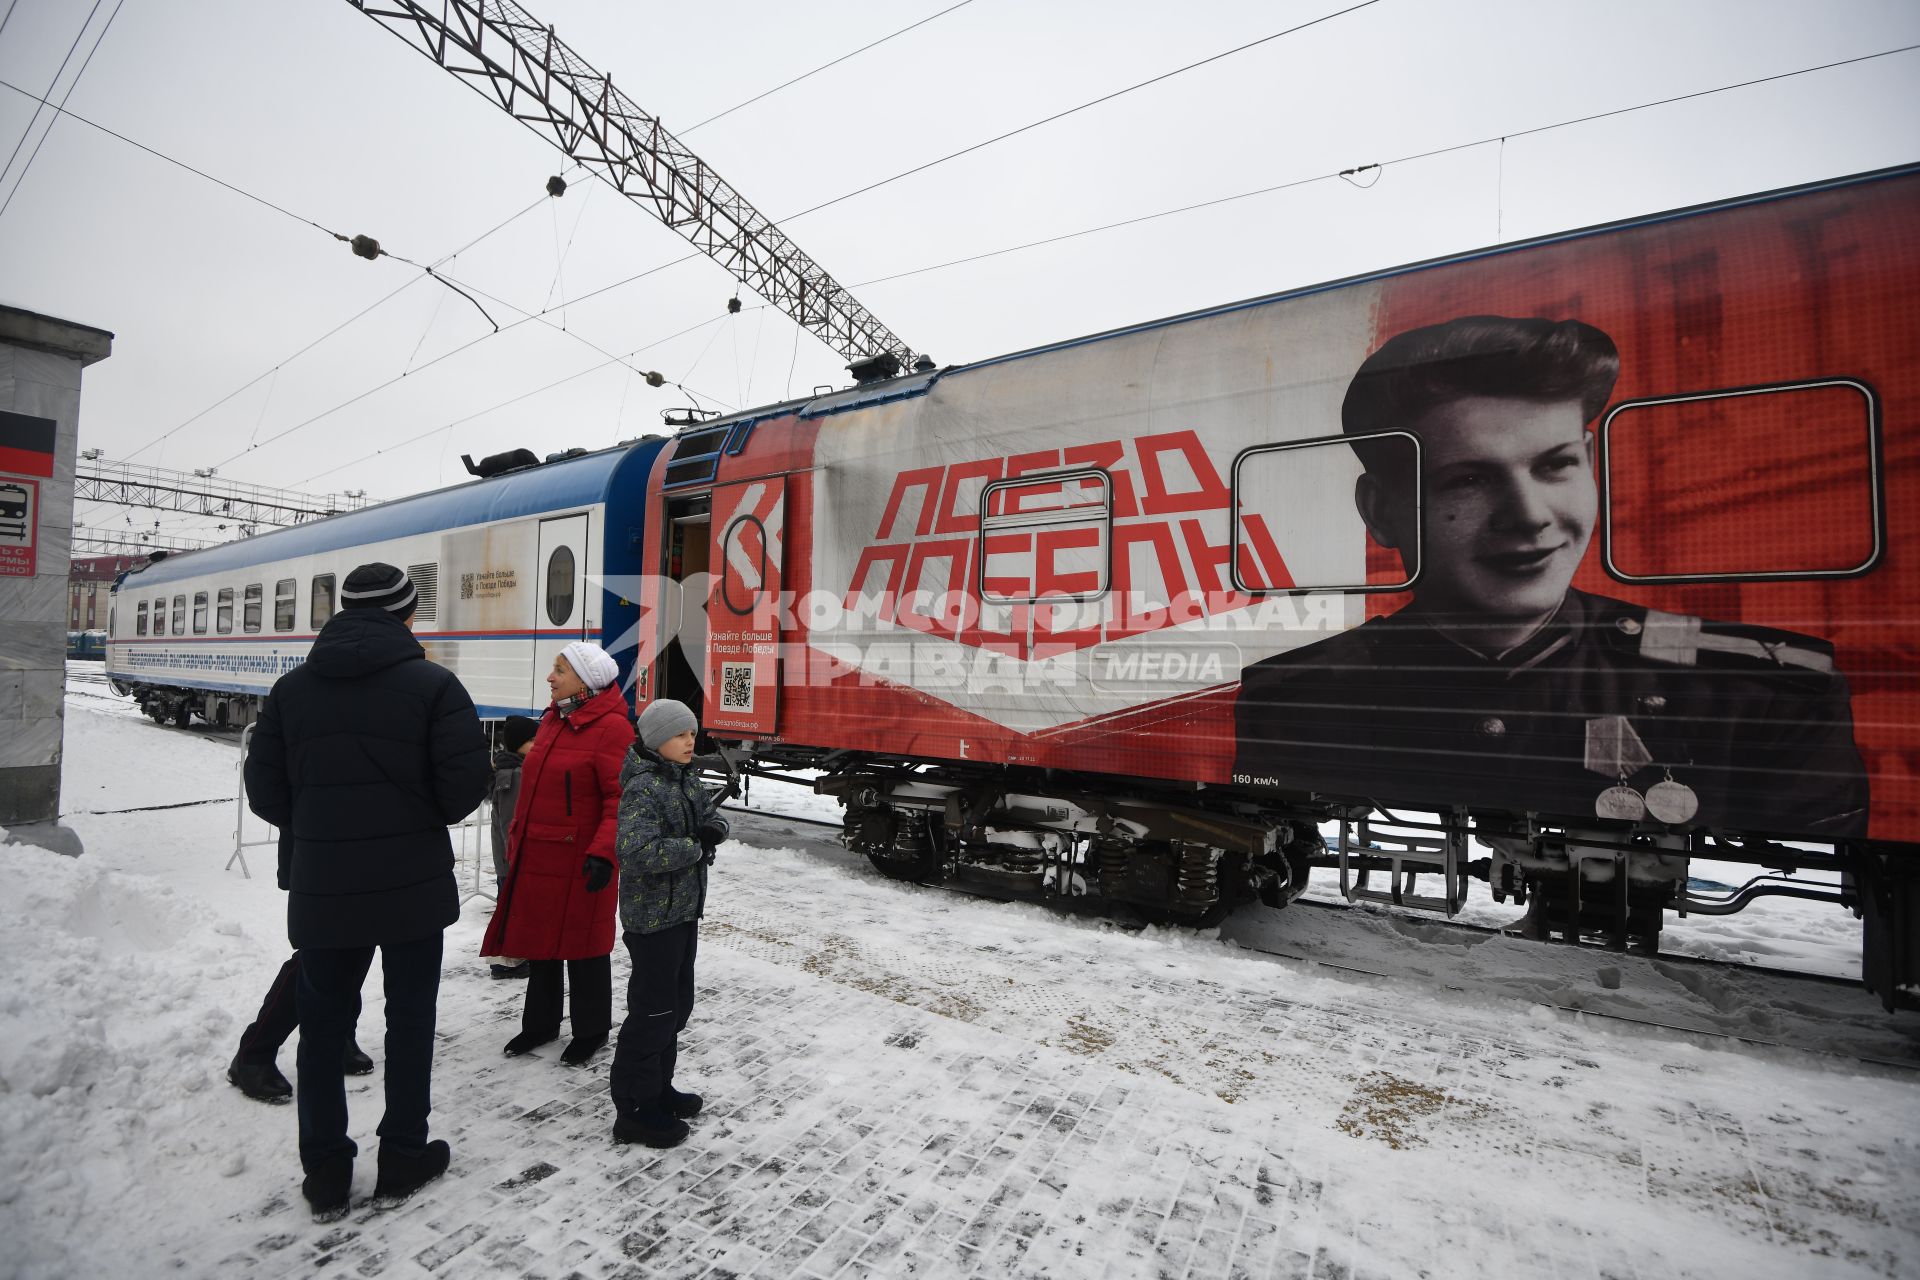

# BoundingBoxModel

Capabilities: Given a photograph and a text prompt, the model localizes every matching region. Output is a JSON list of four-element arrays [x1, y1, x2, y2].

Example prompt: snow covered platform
[[3, 684, 1917, 1279]]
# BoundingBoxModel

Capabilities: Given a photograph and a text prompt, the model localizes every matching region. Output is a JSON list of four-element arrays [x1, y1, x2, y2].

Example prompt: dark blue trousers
[[295, 933, 442, 1171], [609, 923, 698, 1120]]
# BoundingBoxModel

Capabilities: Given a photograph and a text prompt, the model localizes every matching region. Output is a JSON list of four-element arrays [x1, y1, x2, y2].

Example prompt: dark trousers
[[522, 955, 613, 1041], [238, 952, 364, 1064], [295, 933, 443, 1172], [236, 954, 301, 1063], [609, 923, 698, 1119]]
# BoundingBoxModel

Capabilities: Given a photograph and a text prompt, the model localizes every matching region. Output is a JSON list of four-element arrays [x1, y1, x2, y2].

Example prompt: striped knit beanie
[[341, 562, 418, 616]]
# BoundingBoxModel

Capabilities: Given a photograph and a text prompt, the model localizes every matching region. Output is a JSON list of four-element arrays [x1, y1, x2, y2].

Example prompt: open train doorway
[[660, 493, 710, 724]]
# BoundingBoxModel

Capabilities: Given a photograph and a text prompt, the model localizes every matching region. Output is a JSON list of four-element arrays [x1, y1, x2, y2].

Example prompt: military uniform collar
[[1397, 591, 1586, 675]]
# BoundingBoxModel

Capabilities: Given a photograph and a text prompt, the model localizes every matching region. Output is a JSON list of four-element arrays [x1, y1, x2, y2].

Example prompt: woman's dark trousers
[[521, 955, 613, 1040], [609, 923, 698, 1119]]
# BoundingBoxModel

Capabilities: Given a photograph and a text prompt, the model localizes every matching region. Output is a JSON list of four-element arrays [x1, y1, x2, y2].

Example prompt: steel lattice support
[[74, 461, 369, 527], [72, 527, 215, 555], [350, 0, 918, 371]]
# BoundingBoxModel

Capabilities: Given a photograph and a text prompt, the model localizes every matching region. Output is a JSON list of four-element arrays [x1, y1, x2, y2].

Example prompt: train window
[[152, 600, 165, 636], [977, 469, 1111, 603], [192, 592, 209, 635], [243, 584, 263, 633], [136, 602, 148, 636], [1601, 379, 1884, 583], [171, 595, 186, 634], [545, 548, 575, 625], [274, 579, 296, 631], [216, 588, 235, 634], [310, 574, 336, 628], [1230, 431, 1421, 594]]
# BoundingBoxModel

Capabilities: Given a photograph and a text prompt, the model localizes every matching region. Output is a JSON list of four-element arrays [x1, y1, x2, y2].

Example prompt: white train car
[[105, 439, 668, 725]]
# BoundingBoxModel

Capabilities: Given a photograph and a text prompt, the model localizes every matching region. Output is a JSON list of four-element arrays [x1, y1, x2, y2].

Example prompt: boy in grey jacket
[[608, 699, 727, 1149]]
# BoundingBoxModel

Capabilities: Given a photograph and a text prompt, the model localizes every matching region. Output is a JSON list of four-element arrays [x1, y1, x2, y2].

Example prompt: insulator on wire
[[349, 234, 382, 261], [546, 174, 567, 197], [727, 296, 742, 314], [644, 370, 665, 387]]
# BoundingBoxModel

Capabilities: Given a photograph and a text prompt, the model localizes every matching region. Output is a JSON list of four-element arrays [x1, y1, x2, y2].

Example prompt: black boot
[[301, 1155, 353, 1223], [227, 1052, 292, 1103], [343, 1042, 374, 1075], [612, 1108, 689, 1149], [503, 1030, 558, 1057], [560, 1035, 607, 1066], [662, 1086, 703, 1118], [371, 1140, 450, 1206]]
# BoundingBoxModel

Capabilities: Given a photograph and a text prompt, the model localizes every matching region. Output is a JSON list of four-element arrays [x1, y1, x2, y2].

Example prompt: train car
[[107, 165, 1920, 1006], [106, 439, 667, 726], [630, 165, 1919, 1005], [65, 630, 108, 660]]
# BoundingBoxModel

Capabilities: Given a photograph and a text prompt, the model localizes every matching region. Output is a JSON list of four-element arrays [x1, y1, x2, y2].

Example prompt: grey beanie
[[637, 698, 698, 751]]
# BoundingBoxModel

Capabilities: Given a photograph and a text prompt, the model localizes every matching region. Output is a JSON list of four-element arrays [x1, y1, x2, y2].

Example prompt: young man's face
[[1357, 395, 1597, 637]]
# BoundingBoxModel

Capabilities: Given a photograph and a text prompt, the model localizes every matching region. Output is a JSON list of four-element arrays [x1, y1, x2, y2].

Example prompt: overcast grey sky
[[0, 0, 1914, 546]]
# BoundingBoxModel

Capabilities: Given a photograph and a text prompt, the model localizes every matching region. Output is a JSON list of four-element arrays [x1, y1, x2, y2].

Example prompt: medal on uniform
[[1595, 783, 1646, 820], [1585, 716, 1654, 820], [1644, 770, 1699, 824]]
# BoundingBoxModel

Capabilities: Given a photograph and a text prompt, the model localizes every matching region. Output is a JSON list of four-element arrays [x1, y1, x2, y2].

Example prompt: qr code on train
[[719, 662, 755, 712]]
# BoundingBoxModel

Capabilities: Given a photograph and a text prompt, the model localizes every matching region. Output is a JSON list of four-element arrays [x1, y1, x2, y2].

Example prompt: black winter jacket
[[244, 608, 490, 948]]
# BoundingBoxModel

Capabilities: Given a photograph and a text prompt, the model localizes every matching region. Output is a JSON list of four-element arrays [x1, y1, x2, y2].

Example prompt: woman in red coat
[[481, 642, 633, 1064]]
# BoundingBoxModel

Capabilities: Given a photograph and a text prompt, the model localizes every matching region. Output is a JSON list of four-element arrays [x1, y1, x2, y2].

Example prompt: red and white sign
[[0, 472, 38, 577], [704, 476, 786, 736]]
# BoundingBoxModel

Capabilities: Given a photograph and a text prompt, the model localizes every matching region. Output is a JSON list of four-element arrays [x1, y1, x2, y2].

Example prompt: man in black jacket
[[244, 562, 489, 1221]]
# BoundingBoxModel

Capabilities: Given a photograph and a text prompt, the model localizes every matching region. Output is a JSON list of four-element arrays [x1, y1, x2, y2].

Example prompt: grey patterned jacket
[[613, 745, 728, 935]]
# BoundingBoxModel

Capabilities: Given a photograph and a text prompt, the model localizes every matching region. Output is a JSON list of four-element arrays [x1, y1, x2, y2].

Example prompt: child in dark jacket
[[607, 698, 727, 1149], [486, 715, 539, 979]]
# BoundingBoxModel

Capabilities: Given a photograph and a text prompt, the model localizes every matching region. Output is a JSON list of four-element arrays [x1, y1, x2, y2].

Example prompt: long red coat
[[481, 684, 634, 960]]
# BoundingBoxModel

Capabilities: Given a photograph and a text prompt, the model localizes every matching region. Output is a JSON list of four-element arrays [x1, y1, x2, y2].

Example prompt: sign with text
[[0, 472, 39, 577]]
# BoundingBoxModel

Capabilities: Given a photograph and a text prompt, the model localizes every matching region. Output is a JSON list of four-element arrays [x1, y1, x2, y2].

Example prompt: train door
[[703, 478, 785, 738], [532, 513, 589, 710], [658, 494, 710, 719]]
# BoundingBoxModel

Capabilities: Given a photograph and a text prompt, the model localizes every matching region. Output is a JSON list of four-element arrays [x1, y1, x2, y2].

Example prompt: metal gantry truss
[[72, 527, 217, 555], [74, 459, 374, 527], [349, 0, 918, 371]]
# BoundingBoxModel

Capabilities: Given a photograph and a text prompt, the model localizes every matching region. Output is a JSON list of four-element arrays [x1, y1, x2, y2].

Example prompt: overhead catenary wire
[[678, 0, 977, 135], [122, 178, 575, 461], [210, 257, 712, 470], [529, 1, 1389, 320], [844, 40, 1920, 292], [300, 314, 734, 486], [775, 0, 1383, 226], [0, 0, 115, 219]]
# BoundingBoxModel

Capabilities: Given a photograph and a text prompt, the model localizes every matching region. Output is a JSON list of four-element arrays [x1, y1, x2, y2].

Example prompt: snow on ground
[[1, 677, 1916, 1279]]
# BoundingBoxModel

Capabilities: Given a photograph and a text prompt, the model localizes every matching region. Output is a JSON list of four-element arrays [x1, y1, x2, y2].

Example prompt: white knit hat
[[558, 641, 618, 693]]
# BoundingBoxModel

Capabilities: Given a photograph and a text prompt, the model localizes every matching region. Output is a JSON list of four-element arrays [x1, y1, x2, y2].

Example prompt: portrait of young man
[[1231, 314, 1868, 838]]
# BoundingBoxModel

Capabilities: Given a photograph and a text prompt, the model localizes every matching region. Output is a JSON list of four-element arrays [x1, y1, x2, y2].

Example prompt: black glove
[[582, 856, 614, 893], [697, 822, 724, 863]]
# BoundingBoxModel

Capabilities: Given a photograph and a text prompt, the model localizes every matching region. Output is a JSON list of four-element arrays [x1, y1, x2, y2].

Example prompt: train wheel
[[861, 809, 949, 885], [172, 704, 192, 728]]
